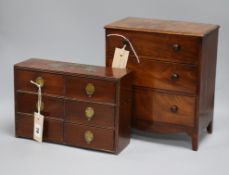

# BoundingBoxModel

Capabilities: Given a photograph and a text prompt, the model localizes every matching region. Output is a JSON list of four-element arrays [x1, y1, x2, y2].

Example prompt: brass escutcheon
[[85, 107, 95, 121], [85, 83, 95, 97], [35, 77, 44, 87], [84, 130, 94, 144]]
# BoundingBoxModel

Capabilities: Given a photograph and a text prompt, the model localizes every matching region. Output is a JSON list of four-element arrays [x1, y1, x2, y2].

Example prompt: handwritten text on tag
[[33, 112, 44, 143]]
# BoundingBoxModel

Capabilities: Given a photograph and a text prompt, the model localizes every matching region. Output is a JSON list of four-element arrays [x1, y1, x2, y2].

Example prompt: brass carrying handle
[[85, 83, 95, 97], [84, 130, 94, 144], [36, 101, 44, 112], [35, 77, 44, 87], [84, 107, 95, 121]]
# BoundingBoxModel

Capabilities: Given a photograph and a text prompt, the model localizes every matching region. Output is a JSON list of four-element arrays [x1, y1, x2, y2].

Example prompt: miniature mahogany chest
[[105, 17, 219, 150], [14, 58, 132, 154]]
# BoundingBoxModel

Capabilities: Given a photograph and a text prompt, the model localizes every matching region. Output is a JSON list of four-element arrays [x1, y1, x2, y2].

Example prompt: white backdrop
[[0, 0, 229, 175]]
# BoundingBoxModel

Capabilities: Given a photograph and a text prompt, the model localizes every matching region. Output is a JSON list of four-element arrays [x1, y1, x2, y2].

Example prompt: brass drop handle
[[171, 73, 179, 81], [172, 44, 181, 52], [35, 77, 44, 87], [84, 130, 94, 144], [84, 107, 95, 121], [36, 101, 44, 112], [170, 105, 178, 113], [85, 83, 95, 97]]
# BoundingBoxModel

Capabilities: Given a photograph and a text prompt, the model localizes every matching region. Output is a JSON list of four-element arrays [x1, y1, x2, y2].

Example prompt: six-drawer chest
[[105, 17, 219, 150], [14, 58, 133, 154]]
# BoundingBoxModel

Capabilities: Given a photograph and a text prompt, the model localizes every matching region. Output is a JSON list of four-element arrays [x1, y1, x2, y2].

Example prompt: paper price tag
[[112, 48, 129, 68], [33, 112, 44, 143]]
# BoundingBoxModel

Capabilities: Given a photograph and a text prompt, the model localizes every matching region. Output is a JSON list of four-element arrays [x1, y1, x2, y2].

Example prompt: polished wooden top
[[15, 58, 130, 79], [105, 17, 219, 37]]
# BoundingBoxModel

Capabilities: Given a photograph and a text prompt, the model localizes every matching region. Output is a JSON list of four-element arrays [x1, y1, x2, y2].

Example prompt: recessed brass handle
[[85, 83, 95, 97], [172, 44, 181, 52], [35, 77, 44, 87], [170, 105, 178, 113], [84, 130, 94, 144], [171, 73, 179, 81], [85, 107, 95, 121], [36, 101, 44, 112]]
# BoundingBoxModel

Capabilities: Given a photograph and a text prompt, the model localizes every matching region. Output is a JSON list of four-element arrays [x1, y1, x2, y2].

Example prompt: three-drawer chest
[[14, 58, 133, 154], [105, 17, 219, 150]]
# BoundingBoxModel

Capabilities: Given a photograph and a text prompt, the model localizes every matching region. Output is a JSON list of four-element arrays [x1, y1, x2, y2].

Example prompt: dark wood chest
[[14, 58, 132, 154], [105, 17, 219, 150]]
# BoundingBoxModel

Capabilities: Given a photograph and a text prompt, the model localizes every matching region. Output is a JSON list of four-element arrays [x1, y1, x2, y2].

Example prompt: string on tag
[[120, 44, 127, 57], [107, 34, 140, 63], [30, 80, 42, 116]]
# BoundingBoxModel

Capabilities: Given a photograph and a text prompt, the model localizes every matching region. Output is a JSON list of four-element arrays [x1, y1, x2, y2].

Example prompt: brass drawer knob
[[36, 101, 44, 112], [170, 105, 178, 113], [84, 130, 94, 144], [35, 77, 44, 87], [85, 107, 95, 121], [172, 44, 181, 52], [171, 73, 179, 81], [85, 83, 95, 97]]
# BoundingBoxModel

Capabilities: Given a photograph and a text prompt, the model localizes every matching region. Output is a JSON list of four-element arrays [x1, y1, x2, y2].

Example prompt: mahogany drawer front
[[16, 92, 64, 119], [106, 30, 200, 64], [107, 57, 197, 94], [15, 69, 65, 96], [133, 88, 196, 127], [66, 76, 116, 104], [64, 123, 114, 152], [16, 114, 63, 143], [153, 93, 195, 127], [66, 100, 115, 128]]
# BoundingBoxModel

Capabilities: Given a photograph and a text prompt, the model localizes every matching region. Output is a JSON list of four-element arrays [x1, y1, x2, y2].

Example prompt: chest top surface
[[15, 58, 131, 80], [105, 17, 219, 37]]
